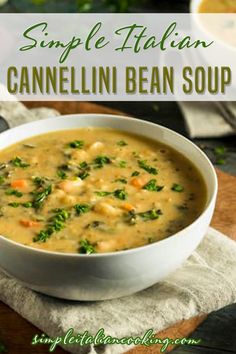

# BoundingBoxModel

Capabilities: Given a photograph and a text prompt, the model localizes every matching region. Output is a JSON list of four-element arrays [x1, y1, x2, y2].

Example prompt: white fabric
[[178, 101, 235, 138]]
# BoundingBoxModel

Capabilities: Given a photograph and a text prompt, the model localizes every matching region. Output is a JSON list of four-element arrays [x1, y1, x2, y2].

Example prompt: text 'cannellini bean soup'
[[0, 128, 207, 254]]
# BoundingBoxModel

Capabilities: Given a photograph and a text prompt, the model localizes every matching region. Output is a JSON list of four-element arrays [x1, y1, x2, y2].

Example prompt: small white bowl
[[0, 114, 217, 300]]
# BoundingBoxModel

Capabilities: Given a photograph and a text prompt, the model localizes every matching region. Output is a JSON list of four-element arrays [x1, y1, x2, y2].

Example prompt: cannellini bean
[[58, 178, 83, 193], [61, 194, 77, 205], [71, 150, 88, 162], [94, 202, 122, 216], [89, 141, 104, 152], [96, 239, 118, 253]]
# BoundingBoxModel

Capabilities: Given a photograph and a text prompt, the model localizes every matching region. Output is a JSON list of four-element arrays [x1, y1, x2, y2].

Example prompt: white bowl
[[0, 114, 217, 300]]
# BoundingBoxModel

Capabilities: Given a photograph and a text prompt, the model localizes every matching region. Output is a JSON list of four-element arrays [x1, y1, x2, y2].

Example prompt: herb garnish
[[5, 189, 23, 198], [125, 208, 162, 224], [8, 201, 33, 208], [131, 171, 140, 177], [95, 191, 112, 197], [32, 185, 52, 209], [117, 140, 128, 146], [22, 202, 33, 208], [78, 171, 90, 180], [33, 176, 46, 188], [93, 155, 111, 169], [118, 160, 127, 168], [95, 189, 127, 200], [57, 170, 67, 180], [115, 178, 127, 184], [78, 239, 95, 254], [0, 176, 4, 185], [138, 160, 158, 175], [8, 202, 20, 208], [74, 203, 91, 216], [171, 183, 184, 192], [113, 189, 127, 200], [68, 140, 84, 149], [139, 209, 162, 221], [34, 208, 69, 243], [78, 161, 90, 180], [11, 156, 30, 168], [214, 146, 227, 165], [143, 179, 164, 192]]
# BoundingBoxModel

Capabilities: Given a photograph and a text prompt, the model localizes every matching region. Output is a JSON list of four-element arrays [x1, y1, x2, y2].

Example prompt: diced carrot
[[11, 179, 28, 189], [130, 176, 149, 188], [122, 203, 135, 212], [20, 220, 40, 228]]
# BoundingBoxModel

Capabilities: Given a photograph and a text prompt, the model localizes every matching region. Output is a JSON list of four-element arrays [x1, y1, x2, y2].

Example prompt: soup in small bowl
[[0, 114, 217, 300]]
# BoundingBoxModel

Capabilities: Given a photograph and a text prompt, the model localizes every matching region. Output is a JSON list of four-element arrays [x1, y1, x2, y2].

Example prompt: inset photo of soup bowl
[[0, 114, 217, 301]]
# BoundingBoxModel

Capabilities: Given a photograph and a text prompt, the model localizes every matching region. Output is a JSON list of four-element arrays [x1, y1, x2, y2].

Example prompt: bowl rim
[[190, 0, 236, 53], [0, 113, 218, 258]]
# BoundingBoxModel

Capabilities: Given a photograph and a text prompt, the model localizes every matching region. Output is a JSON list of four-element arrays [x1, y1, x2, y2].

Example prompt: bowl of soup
[[0, 114, 217, 300], [191, 0, 236, 51]]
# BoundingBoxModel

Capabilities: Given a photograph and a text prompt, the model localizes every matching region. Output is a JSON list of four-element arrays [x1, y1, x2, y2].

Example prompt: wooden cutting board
[[0, 101, 235, 354]]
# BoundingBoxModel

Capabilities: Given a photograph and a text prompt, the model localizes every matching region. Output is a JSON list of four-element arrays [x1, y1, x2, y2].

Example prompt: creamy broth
[[0, 128, 206, 254], [199, 0, 236, 13]]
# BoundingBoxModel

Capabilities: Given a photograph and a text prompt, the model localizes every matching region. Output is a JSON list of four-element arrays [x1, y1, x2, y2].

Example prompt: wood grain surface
[[0, 101, 235, 354]]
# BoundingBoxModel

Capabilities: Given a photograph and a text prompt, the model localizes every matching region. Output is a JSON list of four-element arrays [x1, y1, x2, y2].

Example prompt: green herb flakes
[[57, 170, 67, 180], [118, 160, 127, 168], [138, 160, 158, 175], [143, 179, 164, 192], [171, 183, 184, 192], [139, 209, 162, 221], [131, 171, 140, 177], [74, 203, 91, 216], [93, 155, 111, 169], [115, 178, 127, 184], [78, 239, 95, 254], [68, 140, 84, 149], [11, 156, 30, 168], [117, 140, 128, 146], [8, 202, 20, 208], [5, 189, 23, 198]]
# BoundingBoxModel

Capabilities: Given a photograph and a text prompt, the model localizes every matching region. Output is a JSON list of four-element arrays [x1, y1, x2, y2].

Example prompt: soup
[[0, 128, 206, 254], [199, 0, 236, 13]]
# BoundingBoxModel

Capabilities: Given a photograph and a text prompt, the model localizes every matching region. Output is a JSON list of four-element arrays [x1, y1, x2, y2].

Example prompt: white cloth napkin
[[178, 101, 236, 138], [0, 228, 236, 354]]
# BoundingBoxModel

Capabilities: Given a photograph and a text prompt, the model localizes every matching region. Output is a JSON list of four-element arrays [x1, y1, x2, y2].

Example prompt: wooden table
[[0, 101, 236, 354]]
